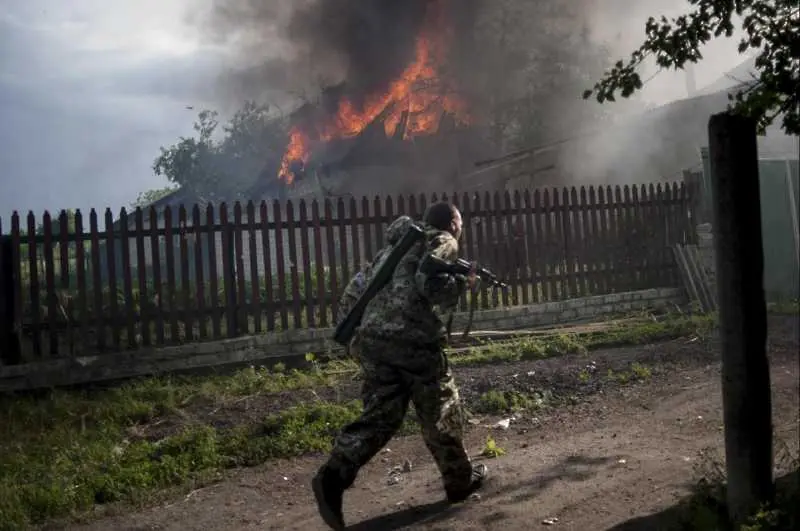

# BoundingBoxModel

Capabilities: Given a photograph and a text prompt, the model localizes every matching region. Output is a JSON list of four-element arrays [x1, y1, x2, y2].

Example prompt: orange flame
[[277, 4, 468, 183]]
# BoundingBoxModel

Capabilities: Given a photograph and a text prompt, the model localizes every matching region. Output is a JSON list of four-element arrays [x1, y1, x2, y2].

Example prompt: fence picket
[[298, 199, 314, 327], [6, 183, 695, 360], [246, 201, 262, 334], [233, 202, 247, 334], [311, 200, 327, 327], [272, 200, 289, 330], [179, 205, 193, 342], [206, 203, 221, 339], [192, 205, 208, 340], [120, 208, 136, 348]]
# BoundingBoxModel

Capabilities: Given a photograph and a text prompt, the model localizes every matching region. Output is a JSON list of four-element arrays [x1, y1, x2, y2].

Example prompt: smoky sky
[[202, 0, 458, 108]]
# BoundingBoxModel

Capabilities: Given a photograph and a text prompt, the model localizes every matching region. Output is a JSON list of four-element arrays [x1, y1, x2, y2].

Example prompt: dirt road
[[67, 316, 799, 531]]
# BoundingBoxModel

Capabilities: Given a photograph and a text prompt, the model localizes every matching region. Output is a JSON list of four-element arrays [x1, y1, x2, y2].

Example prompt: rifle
[[417, 254, 509, 290], [332, 223, 426, 346]]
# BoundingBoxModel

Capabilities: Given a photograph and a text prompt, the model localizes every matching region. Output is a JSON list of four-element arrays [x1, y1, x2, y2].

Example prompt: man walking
[[312, 201, 487, 530]]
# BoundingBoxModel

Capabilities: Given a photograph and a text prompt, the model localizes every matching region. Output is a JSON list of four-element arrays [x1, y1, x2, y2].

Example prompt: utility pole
[[707, 111, 774, 526]]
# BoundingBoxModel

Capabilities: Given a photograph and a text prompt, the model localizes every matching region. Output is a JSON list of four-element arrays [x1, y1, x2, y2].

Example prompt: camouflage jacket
[[358, 224, 466, 349], [334, 215, 414, 327]]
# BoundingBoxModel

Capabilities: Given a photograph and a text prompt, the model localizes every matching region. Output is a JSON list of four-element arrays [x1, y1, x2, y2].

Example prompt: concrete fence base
[[0, 287, 686, 392]]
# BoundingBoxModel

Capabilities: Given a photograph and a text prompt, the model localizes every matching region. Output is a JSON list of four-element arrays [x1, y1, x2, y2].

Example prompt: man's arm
[[414, 232, 467, 308]]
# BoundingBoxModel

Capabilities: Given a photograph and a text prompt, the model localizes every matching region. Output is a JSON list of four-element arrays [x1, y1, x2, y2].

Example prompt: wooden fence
[[0, 182, 694, 364]]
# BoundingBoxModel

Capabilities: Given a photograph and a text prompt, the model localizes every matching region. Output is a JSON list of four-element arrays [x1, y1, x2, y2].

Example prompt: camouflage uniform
[[334, 216, 414, 329], [334, 216, 414, 359], [319, 224, 480, 504]]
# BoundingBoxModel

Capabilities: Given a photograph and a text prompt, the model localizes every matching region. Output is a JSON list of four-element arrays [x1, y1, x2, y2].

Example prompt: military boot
[[446, 463, 489, 503], [311, 465, 346, 531]]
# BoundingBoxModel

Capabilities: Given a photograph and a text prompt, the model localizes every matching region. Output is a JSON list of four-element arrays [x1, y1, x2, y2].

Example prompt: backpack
[[334, 215, 413, 328]]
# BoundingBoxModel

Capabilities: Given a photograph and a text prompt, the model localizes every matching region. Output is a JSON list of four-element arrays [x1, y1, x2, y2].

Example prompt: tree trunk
[[707, 112, 774, 527]]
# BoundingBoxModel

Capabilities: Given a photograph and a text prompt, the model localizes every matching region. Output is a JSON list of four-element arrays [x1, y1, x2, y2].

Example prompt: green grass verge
[[451, 312, 716, 366], [0, 312, 715, 530]]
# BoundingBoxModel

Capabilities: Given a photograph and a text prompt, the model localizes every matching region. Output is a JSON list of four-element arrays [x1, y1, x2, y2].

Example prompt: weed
[[481, 435, 506, 458], [476, 390, 548, 414]]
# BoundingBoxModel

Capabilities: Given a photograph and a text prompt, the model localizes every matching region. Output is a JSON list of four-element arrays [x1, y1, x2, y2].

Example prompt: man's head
[[423, 201, 463, 241]]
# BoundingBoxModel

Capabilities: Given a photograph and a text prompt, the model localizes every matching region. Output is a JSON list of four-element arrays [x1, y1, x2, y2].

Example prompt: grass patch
[[0, 311, 714, 529], [0, 395, 420, 530], [452, 312, 716, 366], [475, 389, 552, 415]]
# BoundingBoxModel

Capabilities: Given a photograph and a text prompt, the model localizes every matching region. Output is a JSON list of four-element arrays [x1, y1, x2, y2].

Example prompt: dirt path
[[67, 317, 799, 531]]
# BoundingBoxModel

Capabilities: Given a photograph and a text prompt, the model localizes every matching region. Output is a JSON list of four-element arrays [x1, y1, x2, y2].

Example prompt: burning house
[[272, 0, 489, 200]]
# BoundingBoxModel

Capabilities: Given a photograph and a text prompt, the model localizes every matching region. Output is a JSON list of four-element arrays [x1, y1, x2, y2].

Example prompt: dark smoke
[[202, 0, 448, 108]]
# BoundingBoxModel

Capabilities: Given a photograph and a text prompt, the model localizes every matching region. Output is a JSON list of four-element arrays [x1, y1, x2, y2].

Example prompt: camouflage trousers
[[324, 336, 473, 493]]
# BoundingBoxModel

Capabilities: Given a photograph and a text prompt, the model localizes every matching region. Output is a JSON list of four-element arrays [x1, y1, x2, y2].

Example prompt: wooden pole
[[707, 111, 773, 526]]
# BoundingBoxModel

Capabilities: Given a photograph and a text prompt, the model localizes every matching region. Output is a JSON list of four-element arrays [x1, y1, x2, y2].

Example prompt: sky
[[0, 0, 227, 220], [0, 0, 757, 223]]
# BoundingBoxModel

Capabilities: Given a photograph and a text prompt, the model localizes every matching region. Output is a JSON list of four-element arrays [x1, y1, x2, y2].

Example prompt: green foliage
[[130, 185, 180, 209], [153, 103, 289, 202], [481, 435, 506, 458], [583, 0, 800, 134], [476, 389, 550, 414]]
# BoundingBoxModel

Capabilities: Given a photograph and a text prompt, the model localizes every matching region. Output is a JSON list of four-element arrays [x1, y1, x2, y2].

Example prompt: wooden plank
[[336, 198, 349, 301], [233, 202, 247, 334], [323, 198, 339, 320], [298, 199, 315, 328], [57, 210, 72, 354], [119, 208, 136, 349], [673, 244, 704, 311], [348, 197, 362, 276], [494, 191, 510, 306], [472, 193, 489, 309], [285, 200, 302, 328], [373, 195, 384, 250], [273, 200, 289, 330], [73, 211, 88, 350], [585, 186, 601, 295], [503, 190, 518, 305], [206, 203, 221, 339], [134, 208, 150, 347], [163, 206, 179, 343], [524, 190, 541, 303], [42, 211, 58, 357], [485, 191, 500, 307], [260, 201, 275, 331], [89, 210, 104, 352], [219, 203, 237, 338], [179, 205, 193, 342], [630, 184, 644, 290], [149, 206, 165, 344], [246, 201, 262, 334], [3, 215, 22, 364], [456, 192, 473, 311], [104, 208, 121, 350], [512, 190, 529, 305], [361, 196, 373, 264], [192, 205, 208, 340], [311, 200, 327, 327]]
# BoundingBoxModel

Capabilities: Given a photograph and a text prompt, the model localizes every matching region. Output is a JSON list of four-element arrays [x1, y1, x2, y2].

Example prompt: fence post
[[708, 111, 773, 526], [0, 235, 22, 364]]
